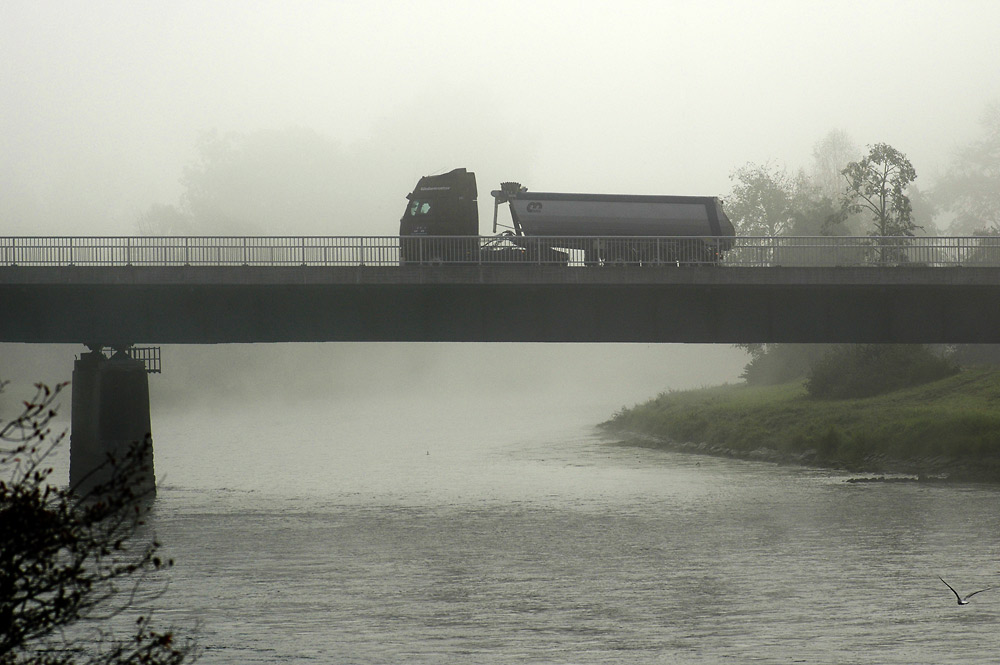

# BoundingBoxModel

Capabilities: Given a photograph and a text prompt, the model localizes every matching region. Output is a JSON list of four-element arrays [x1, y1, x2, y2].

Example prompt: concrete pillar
[[70, 349, 155, 497]]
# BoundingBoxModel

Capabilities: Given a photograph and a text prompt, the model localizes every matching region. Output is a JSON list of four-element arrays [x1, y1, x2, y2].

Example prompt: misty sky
[[3, 0, 1000, 236]]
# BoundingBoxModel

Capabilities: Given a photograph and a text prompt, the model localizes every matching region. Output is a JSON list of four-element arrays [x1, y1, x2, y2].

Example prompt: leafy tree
[[799, 130, 865, 235], [729, 145, 851, 383], [840, 143, 919, 264], [806, 345, 957, 399], [935, 101, 1000, 234], [135, 204, 195, 237], [840, 143, 919, 237], [906, 184, 939, 235], [154, 125, 412, 236], [0, 381, 196, 665], [732, 140, 924, 387], [810, 129, 859, 202], [786, 173, 845, 237], [727, 157, 848, 239], [949, 343, 1000, 367], [726, 162, 795, 236], [739, 344, 836, 386], [178, 127, 357, 235]]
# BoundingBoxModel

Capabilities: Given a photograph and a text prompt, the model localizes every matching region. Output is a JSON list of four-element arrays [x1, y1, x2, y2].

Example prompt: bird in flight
[[939, 577, 994, 605]]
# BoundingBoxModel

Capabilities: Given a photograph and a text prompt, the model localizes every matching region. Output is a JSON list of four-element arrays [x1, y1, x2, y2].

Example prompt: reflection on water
[[51, 390, 1000, 664]]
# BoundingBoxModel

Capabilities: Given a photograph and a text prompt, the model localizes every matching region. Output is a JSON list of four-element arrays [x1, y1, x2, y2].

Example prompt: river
[[29, 345, 1000, 664]]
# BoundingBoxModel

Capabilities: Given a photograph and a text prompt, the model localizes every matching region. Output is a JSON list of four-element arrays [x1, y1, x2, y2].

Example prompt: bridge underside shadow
[[2, 265, 1000, 344]]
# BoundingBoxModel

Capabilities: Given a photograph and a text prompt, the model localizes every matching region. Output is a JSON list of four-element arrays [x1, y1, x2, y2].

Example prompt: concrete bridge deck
[[3, 263, 999, 344]]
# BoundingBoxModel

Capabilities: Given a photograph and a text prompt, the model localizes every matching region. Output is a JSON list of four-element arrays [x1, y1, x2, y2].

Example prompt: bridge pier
[[70, 347, 155, 497]]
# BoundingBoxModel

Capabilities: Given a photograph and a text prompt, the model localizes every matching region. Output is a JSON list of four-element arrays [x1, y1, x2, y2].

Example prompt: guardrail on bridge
[[2, 235, 1000, 267]]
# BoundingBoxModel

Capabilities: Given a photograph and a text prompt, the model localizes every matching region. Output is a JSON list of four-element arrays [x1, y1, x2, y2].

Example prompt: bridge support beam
[[70, 348, 155, 496]]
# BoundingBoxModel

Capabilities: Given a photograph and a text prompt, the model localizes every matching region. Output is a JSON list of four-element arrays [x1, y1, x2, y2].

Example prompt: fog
[[3, 1, 999, 415], [0, 343, 747, 421], [4, 1, 999, 236]]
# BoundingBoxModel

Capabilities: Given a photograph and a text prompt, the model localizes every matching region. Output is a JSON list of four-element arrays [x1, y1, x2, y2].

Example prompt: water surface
[[53, 389, 1000, 663]]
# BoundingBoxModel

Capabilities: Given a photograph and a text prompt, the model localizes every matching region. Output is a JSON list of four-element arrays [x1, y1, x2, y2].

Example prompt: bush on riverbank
[[806, 344, 958, 399], [600, 367, 1000, 481], [738, 344, 833, 385]]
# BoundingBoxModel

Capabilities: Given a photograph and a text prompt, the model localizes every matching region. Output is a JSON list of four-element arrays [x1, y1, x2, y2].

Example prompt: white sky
[[3, 0, 999, 235]]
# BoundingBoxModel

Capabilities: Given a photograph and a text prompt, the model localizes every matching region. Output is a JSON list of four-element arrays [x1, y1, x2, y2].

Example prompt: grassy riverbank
[[600, 366, 1000, 481]]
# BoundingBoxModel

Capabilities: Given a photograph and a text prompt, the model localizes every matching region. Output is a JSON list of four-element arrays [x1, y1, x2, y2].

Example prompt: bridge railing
[[722, 235, 1000, 267], [2, 235, 1000, 267]]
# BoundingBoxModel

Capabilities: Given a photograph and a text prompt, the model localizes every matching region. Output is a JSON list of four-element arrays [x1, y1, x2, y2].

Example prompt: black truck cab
[[399, 167, 478, 236], [399, 168, 479, 264]]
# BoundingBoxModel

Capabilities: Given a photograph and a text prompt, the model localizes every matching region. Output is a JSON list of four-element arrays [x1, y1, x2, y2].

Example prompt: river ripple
[[82, 395, 1000, 664]]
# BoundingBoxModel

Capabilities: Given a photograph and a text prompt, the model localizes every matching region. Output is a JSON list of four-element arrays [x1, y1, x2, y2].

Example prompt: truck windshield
[[408, 201, 432, 216]]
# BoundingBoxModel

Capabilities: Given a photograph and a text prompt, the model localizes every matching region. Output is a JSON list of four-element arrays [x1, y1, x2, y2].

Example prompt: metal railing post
[[10, 235, 1000, 268]]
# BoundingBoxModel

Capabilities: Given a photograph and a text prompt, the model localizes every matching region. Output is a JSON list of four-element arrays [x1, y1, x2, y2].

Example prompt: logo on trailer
[[526, 202, 543, 213]]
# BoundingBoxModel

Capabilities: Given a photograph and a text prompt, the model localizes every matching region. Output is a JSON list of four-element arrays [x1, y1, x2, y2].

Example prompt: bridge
[[3, 235, 1000, 345], [5, 234, 999, 491]]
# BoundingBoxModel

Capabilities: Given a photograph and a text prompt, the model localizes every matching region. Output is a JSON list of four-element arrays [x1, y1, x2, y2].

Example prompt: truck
[[399, 167, 736, 266]]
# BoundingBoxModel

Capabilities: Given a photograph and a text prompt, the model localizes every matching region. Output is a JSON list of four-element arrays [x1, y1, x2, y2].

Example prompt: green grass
[[600, 367, 1000, 480]]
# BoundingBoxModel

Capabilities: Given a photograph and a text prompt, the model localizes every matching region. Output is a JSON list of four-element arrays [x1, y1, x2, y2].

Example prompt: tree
[[726, 162, 796, 236], [840, 143, 918, 237], [786, 173, 845, 237], [728, 155, 846, 383], [806, 345, 957, 399], [178, 127, 351, 235], [906, 184, 939, 235], [935, 101, 1000, 234], [739, 343, 836, 386], [135, 204, 195, 237], [810, 129, 859, 201], [727, 160, 847, 238], [803, 130, 861, 235], [0, 381, 196, 665]]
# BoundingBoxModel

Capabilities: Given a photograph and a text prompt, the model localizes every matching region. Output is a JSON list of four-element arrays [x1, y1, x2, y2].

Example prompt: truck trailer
[[399, 168, 735, 265]]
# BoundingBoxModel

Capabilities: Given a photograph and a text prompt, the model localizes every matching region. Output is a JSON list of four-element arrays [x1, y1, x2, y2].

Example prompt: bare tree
[[0, 381, 196, 665]]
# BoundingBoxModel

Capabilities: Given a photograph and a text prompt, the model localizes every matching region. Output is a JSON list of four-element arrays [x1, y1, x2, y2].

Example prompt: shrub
[[738, 344, 834, 385], [1, 381, 197, 664], [806, 344, 958, 399]]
